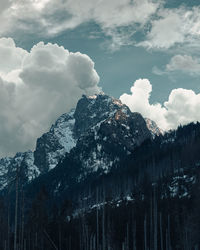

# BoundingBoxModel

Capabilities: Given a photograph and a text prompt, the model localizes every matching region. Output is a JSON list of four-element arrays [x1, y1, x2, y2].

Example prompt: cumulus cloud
[[164, 88, 200, 129], [0, 38, 100, 157], [120, 79, 200, 131], [120, 79, 167, 129]]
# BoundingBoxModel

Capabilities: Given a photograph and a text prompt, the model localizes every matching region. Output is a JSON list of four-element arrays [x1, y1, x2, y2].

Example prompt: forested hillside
[[1, 121, 200, 250]]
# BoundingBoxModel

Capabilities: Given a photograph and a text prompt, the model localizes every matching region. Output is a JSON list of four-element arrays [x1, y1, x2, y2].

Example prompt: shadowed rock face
[[58, 93, 154, 176], [71, 107, 152, 174], [73, 94, 125, 137], [0, 93, 161, 190]]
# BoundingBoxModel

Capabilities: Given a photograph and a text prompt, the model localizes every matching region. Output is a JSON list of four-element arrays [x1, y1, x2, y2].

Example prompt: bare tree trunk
[[96, 188, 99, 250], [154, 187, 157, 250], [14, 166, 19, 250], [4, 240, 6, 250], [160, 213, 164, 250], [69, 235, 71, 250], [90, 234, 93, 250], [126, 223, 129, 250], [150, 196, 153, 250], [59, 226, 62, 250], [144, 215, 147, 250], [24, 238, 27, 250], [7, 203, 10, 250], [93, 234, 96, 250], [35, 232, 38, 249], [21, 192, 25, 250], [102, 188, 106, 250], [168, 215, 171, 250], [133, 221, 136, 250], [28, 232, 31, 250], [43, 230, 58, 250], [166, 230, 168, 250]]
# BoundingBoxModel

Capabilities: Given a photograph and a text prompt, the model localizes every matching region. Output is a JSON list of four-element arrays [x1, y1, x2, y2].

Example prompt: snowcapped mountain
[[0, 93, 161, 190]]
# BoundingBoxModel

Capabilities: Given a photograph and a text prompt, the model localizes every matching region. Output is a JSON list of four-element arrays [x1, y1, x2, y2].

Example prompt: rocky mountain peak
[[73, 93, 128, 137], [0, 93, 162, 190]]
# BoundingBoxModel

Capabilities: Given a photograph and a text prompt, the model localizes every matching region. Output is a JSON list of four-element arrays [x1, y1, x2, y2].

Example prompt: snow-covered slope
[[34, 109, 77, 173]]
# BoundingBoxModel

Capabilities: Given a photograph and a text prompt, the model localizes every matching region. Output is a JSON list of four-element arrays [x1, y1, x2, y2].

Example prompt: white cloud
[[120, 79, 167, 129], [45, 0, 160, 35], [1, 1, 200, 52], [166, 55, 200, 75], [0, 38, 100, 157], [164, 88, 200, 129], [139, 8, 185, 49], [138, 6, 200, 50], [67, 0, 158, 29], [0, 0, 160, 50], [120, 78, 200, 131], [0, 37, 28, 75], [153, 54, 200, 76]]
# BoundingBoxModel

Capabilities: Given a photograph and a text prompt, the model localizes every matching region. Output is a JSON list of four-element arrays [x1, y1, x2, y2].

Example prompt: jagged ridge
[[0, 93, 161, 190]]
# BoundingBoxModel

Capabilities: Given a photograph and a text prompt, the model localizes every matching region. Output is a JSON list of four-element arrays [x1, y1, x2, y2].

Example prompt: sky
[[1, 0, 200, 157]]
